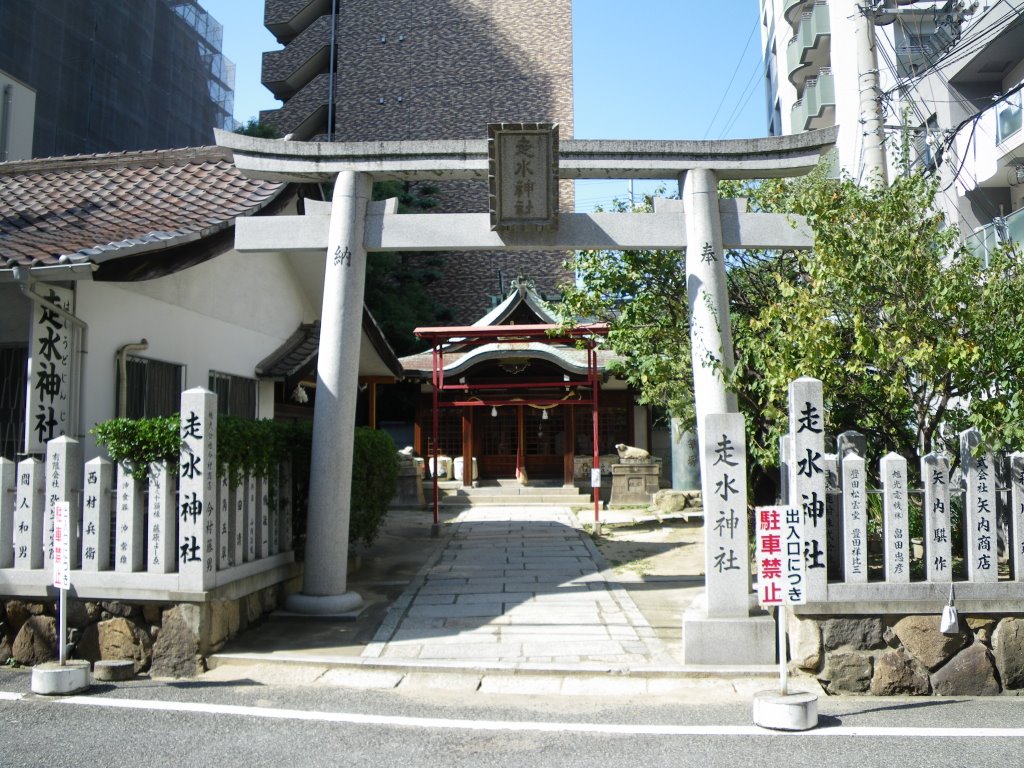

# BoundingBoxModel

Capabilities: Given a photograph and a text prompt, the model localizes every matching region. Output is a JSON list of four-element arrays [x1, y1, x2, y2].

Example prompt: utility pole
[[855, 1, 888, 185]]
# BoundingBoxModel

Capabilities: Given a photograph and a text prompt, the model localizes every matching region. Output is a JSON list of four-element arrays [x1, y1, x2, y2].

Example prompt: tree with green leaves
[[234, 118, 280, 139]]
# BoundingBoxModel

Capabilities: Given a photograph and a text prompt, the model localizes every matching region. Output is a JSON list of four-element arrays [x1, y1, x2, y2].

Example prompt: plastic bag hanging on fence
[[940, 583, 959, 635]]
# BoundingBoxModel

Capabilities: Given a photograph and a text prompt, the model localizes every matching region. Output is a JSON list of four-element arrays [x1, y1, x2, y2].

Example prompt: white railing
[[0, 388, 295, 602], [774, 377, 1024, 613]]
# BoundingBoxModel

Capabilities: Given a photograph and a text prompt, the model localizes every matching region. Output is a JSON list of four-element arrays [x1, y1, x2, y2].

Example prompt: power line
[[703, 15, 761, 140]]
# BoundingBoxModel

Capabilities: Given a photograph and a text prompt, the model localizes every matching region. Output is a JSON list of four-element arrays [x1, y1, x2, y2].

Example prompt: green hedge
[[91, 416, 397, 552]]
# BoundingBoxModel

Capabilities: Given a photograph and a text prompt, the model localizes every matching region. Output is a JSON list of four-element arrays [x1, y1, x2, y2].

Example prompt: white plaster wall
[[73, 249, 315, 458]]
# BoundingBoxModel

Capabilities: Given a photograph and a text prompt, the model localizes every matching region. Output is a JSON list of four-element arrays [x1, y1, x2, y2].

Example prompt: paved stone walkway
[[362, 506, 676, 668]]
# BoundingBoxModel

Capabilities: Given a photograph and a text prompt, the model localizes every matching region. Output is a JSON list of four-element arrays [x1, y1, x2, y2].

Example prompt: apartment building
[[259, 0, 574, 324], [760, 0, 1024, 254]]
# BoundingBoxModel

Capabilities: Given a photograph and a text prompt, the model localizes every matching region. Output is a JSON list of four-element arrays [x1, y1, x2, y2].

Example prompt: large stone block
[[930, 643, 1001, 695], [150, 606, 202, 679], [870, 649, 930, 696], [892, 615, 969, 671], [992, 617, 1024, 689], [13, 616, 57, 666], [822, 617, 885, 651], [98, 618, 152, 673], [787, 613, 822, 671], [820, 651, 873, 694]]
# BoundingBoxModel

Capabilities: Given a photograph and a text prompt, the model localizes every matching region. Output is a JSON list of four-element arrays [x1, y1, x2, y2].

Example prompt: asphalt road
[[1, 668, 1023, 767]]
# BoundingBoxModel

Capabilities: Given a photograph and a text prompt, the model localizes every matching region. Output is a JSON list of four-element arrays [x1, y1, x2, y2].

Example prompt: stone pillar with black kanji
[[179, 388, 217, 590], [13, 458, 44, 569], [788, 377, 827, 602], [82, 457, 112, 571]]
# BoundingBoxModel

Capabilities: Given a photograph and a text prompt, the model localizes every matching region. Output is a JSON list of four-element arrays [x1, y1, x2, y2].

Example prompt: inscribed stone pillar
[[922, 452, 952, 582], [288, 170, 370, 613], [14, 457, 43, 569], [788, 377, 827, 601], [880, 452, 910, 584], [1010, 452, 1024, 582], [147, 461, 175, 574], [961, 428, 997, 583], [682, 168, 737, 457], [82, 457, 112, 571], [0, 458, 13, 568], [217, 476, 231, 570], [246, 474, 257, 562], [45, 436, 81, 569], [822, 452, 843, 580], [841, 451, 867, 584], [701, 412, 750, 617], [179, 387, 217, 590], [114, 463, 144, 572], [231, 476, 244, 566], [278, 460, 293, 554]]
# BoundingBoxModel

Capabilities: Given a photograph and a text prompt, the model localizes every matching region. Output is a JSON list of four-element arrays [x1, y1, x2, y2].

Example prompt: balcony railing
[[964, 206, 1024, 266], [786, 1, 831, 87]]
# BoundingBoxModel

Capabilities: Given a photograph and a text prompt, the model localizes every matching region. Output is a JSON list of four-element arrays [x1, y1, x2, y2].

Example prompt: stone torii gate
[[215, 126, 835, 664]]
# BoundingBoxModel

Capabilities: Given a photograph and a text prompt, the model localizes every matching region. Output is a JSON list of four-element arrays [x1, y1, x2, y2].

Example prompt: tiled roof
[[0, 146, 284, 270]]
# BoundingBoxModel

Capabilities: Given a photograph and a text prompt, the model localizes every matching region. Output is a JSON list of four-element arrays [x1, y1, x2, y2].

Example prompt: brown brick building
[[260, 0, 573, 323]]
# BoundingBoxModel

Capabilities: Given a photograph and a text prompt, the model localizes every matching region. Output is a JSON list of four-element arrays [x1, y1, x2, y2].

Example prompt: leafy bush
[[349, 427, 399, 548], [90, 416, 180, 477]]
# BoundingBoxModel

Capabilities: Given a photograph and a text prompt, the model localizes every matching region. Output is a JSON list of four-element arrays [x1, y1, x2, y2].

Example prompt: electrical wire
[[703, 15, 762, 139]]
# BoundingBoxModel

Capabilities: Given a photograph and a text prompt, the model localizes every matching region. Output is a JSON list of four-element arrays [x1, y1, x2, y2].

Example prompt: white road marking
[[0, 691, 24, 702], [43, 695, 1024, 738]]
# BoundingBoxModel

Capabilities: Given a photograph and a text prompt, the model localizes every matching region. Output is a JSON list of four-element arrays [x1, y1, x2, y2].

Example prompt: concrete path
[[362, 506, 676, 668]]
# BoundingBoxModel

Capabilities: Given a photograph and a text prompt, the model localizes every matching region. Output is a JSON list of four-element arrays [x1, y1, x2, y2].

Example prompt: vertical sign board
[[922, 452, 953, 582], [842, 452, 868, 584], [44, 436, 80, 570], [1011, 452, 1024, 582], [755, 506, 806, 607], [702, 413, 750, 617], [179, 388, 217, 589], [881, 452, 910, 583], [961, 428, 998, 583], [25, 284, 75, 454], [487, 122, 559, 231], [82, 457, 112, 571], [52, 500, 70, 590], [788, 377, 827, 601]]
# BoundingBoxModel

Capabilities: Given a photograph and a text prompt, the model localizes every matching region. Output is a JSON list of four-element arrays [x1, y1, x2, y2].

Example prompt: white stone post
[[682, 169, 737, 457], [82, 457, 112, 571], [256, 476, 269, 559], [217, 475, 231, 570], [147, 461, 175, 573], [922, 452, 952, 582], [179, 387, 217, 590], [0, 458, 13, 568], [701, 412, 750, 617], [14, 458, 44, 569], [115, 463, 144, 572], [841, 451, 868, 584], [278, 460, 293, 553], [246, 474, 257, 562], [1010, 452, 1024, 582], [45, 436, 81, 569], [880, 452, 910, 584], [231, 476, 244, 566], [961, 428, 997, 583], [788, 377, 827, 601], [287, 171, 370, 614]]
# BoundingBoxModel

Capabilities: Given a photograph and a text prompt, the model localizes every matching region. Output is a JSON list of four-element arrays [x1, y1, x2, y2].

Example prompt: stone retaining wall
[[789, 612, 1024, 695], [0, 570, 301, 678]]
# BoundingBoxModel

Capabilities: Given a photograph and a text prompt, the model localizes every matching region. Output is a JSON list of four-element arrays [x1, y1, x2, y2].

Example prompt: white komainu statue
[[615, 443, 651, 461]]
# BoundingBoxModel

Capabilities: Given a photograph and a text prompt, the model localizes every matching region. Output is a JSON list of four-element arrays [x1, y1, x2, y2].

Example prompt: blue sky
[[202, 0, 767, 209]]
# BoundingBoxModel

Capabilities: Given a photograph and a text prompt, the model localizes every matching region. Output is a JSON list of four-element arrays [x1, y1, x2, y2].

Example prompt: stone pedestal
[[752, 691, 818, 731], [609, 461, 660, 506], [682, 592, 776, 666], [394, 463, 425, 508], [30, 661, 90, 695]]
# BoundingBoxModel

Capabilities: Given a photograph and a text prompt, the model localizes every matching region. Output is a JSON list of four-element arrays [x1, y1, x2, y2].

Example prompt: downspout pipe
[[116, 340, 149, 418], [12, 266, 89, 443]]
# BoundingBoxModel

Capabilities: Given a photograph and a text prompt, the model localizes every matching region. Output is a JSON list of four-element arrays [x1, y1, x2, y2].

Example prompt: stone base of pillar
[[284, 591, 363, 616], [681, 591, 776, 666], [752, 691, 818, 731], [30, 661, 91, 695]]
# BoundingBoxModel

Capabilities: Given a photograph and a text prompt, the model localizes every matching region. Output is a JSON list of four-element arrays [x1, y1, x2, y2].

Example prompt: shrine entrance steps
[[432, 479, 594, 508]]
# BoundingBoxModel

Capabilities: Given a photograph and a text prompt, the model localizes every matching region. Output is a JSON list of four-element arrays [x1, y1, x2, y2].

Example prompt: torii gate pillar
[[285, 171, 370, 614]]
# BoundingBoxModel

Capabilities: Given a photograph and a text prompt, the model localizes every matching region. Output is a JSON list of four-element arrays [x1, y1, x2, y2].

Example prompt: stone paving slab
[[363, 506, 676, 668]]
